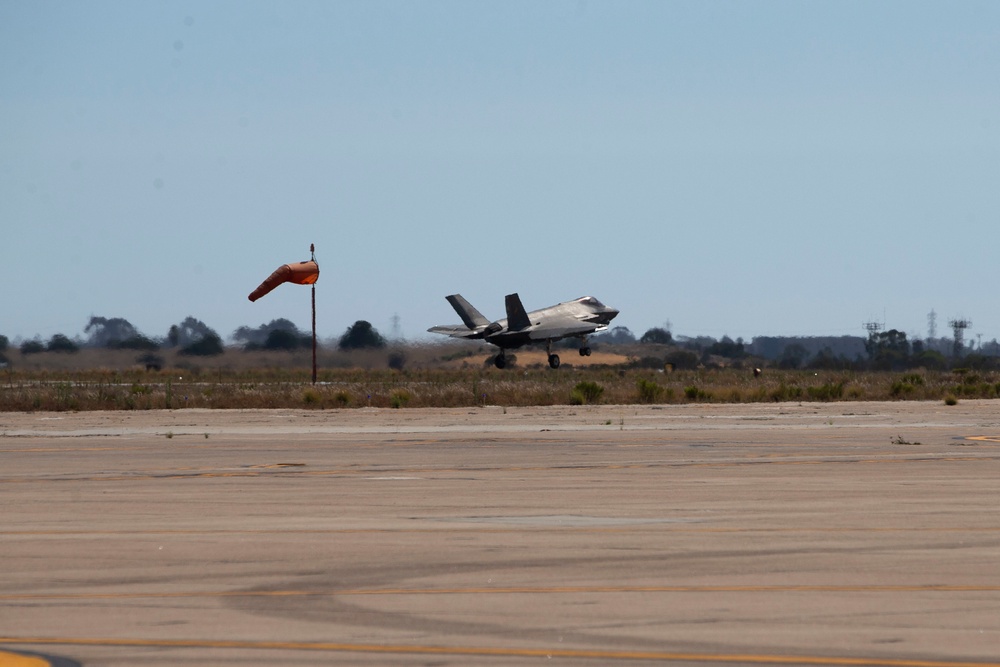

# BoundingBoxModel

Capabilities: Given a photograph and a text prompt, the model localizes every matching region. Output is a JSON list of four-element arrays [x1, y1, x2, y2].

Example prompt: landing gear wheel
[[548, 354, 561, 369], [579, 347, 592, 357], [494, 355, 507, 369]]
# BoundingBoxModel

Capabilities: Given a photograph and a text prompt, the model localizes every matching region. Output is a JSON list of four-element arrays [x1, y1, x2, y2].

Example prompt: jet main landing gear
[[545, 340, 561, 369]]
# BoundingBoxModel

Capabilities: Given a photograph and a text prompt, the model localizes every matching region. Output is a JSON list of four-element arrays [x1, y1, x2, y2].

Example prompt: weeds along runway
[[2, 402, 999, 666]]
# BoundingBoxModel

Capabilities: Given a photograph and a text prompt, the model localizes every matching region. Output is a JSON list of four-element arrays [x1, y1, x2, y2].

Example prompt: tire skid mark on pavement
[[3, 452, 999, 484]]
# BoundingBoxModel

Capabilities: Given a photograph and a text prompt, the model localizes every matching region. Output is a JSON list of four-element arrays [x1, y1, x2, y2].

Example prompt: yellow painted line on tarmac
[[966, 436, 1000, 443], [0, 651, 49, 667], [4, 583, 1000, 601], [1, 637, 998, 667]]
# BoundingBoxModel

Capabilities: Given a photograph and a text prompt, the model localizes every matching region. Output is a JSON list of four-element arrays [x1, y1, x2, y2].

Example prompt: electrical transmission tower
[[948, 318, 972, 359], [863, 320, 883, 338], [862, 320, 883, 359], [927, 309, 937, 340]]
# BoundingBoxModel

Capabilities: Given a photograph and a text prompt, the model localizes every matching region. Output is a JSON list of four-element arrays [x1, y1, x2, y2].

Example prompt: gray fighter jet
[[428, 293, 619, 369]]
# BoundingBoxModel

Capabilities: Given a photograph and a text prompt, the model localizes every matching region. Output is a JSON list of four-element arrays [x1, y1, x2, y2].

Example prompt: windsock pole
[[247, 248, 319, 382], [310, 243, 317, 384]]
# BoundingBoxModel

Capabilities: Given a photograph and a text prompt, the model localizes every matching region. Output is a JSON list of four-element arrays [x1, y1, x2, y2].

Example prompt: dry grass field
[[2, 344, 998, 411]]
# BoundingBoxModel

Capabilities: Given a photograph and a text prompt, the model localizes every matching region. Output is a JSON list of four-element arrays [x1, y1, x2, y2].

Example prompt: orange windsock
[[248, 260, 320, 302]]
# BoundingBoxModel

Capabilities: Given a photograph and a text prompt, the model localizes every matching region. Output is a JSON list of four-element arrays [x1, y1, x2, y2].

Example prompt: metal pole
[[311, 243, 317, 384]]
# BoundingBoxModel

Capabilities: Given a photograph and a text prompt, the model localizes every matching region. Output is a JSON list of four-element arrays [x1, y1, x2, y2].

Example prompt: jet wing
[[526, 320, 608, 341]]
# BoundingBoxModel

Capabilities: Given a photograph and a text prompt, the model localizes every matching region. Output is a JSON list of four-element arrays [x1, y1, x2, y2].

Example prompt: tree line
[[3, 317, 999, 371], [0, 316, 390, 364]]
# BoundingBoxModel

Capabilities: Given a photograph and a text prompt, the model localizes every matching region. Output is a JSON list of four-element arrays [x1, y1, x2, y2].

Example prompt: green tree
[[707, 336, 745, 358], [179, 333, 224, 356], [167, 317, 219, 348], [20, 339, 45, 354], [85, 316, 139, 347], [167, 325, 180, 347], [640, 327, 673, 345], [338, 321, 386, 350], [806, 347, 852, 370], [595, 326, 636, 345], [263, 329, 302, 351], [233, 318, 302, 347], [47, 334, 80, 353], [866, 329, 910, 370], [779, 343, 808, 369], [114, 335, 160, 351], [664, 349, 699, 370]]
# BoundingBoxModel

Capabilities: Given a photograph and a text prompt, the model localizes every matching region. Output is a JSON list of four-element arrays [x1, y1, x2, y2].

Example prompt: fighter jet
[[428, 293, 619, 369]]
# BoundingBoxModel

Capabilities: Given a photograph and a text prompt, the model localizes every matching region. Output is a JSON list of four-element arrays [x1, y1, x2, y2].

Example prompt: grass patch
[[1, 365, 997, 411]]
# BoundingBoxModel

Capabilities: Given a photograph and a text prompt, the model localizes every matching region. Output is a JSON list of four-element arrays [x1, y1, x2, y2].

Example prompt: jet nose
[[600, 307, 620, 323]]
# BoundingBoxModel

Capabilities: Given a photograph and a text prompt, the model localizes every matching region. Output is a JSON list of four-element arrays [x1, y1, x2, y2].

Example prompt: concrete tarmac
[[1, 402, 999, 666]]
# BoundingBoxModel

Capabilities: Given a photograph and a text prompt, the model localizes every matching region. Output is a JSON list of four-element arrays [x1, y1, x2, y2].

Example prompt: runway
[[2, 402, 999, 666]]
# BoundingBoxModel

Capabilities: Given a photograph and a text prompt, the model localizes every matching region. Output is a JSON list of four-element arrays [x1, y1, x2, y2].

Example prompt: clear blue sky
[[3, 1, 998, 345]]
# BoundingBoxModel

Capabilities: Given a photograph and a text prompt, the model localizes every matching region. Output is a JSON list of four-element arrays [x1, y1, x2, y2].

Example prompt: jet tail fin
[[446, 294, 490, 331], [505, 293, 532, 331]]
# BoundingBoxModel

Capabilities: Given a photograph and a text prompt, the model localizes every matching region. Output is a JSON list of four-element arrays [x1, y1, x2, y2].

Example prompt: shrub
[[684, 385, 711, 401], [770, 383, 803, 402], [390, 390, 411, 408], [636, 378, 664, 403], [807, 382, 845, 401], [388, 351, 406, 370], [570, 381, 604, 405], [944, 394, 958, 406], [137, 353, 164, 371], [890, 381, 915, 397]]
